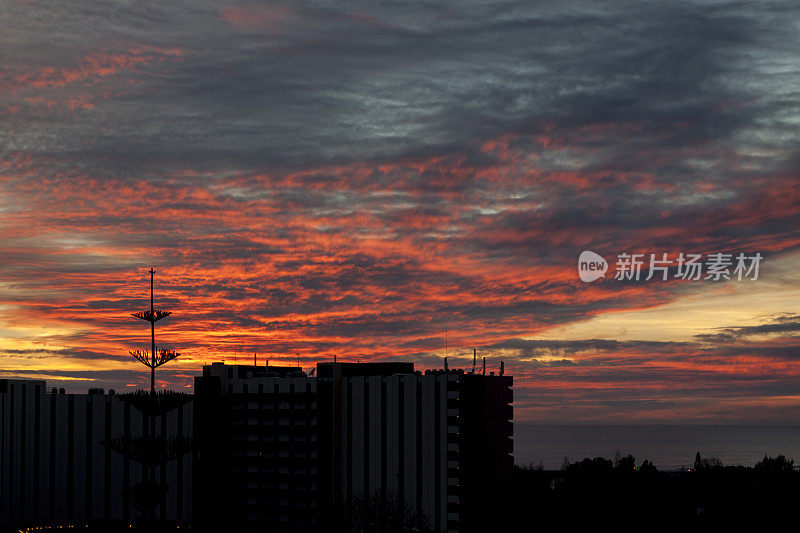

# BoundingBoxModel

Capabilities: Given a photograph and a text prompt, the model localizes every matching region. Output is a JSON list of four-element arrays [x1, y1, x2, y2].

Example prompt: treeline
[[496, 453, 800, 528], [536, 451, 795, 474]]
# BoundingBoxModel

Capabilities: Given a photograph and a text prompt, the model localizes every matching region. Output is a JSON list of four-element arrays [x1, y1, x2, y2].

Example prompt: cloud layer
[[1, 0, 799, 421]]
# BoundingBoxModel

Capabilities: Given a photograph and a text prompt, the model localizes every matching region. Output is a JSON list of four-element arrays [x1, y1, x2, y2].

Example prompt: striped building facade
[[3, 361, 511, 532], [0, 379, 192, 529], [325, 365, 513, 533]]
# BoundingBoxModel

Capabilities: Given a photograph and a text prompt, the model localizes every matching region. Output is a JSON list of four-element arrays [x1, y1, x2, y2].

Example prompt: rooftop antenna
[[482, 356, 486, 375], [500, 361, 505, 376], [472, 348, 477, 374], [254, 352, 257, 366], [444, 356, 449, 371], [334, 353, 337, 363], [129, 268, 179, 395]]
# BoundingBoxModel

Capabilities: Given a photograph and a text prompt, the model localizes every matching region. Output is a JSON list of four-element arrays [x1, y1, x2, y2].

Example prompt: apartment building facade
[[0, 379, 192, 530], [2, 361, 511, 533]]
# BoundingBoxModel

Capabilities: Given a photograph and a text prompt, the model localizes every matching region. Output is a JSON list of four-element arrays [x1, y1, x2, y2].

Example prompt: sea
[[514, 423, 800, 471]]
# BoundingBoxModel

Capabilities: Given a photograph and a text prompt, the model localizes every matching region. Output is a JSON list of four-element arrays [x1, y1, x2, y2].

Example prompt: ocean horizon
[[514, 423, 800, 471]]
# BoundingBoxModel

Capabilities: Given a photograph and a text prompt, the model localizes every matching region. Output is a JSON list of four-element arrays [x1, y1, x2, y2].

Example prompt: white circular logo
[[578, 250, 608, 282]]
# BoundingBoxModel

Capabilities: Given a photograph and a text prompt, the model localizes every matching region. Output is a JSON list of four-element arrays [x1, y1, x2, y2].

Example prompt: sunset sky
[[1, 0, 799, 422]]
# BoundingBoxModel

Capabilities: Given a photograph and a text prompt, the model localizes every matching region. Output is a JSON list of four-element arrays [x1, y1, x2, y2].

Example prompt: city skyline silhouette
[[2, 0, 800, 529]]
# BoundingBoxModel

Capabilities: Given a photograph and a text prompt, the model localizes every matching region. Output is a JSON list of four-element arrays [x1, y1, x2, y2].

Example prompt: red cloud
[[6, 47, 184, 94]]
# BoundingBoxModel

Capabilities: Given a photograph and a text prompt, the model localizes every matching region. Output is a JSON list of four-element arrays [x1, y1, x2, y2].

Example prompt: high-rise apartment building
[[193, 361, 513, 533], [2, 361, 512, 533]]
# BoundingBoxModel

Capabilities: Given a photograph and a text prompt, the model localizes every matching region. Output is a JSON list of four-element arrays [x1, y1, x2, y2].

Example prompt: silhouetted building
[[2, 362, 512, 533], [0, 379, 192, 530], [193, 362, 513, 533], [193, 363, 319, 533]]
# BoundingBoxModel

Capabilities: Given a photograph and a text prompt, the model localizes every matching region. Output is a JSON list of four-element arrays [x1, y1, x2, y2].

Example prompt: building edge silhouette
[[0, 361, 513, 533]]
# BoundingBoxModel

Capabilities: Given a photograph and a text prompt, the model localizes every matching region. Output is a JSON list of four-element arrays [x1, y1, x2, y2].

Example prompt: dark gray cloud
[[695, 313, 800, 343], [487, 338, 689, 356], [2, 0, 798, 178]]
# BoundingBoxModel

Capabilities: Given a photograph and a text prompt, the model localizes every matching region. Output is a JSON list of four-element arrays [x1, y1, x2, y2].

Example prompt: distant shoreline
[[513, 421, 800, 426], [513, 423, 800, 471]]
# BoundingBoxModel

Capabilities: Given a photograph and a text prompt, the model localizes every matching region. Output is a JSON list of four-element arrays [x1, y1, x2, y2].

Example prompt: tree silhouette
[[105, 269, 190, 526], [755, 455, 795, 473], [694, 452, 723, 472], [129, 268, 179, 394], [350, 491, 431, 533]]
